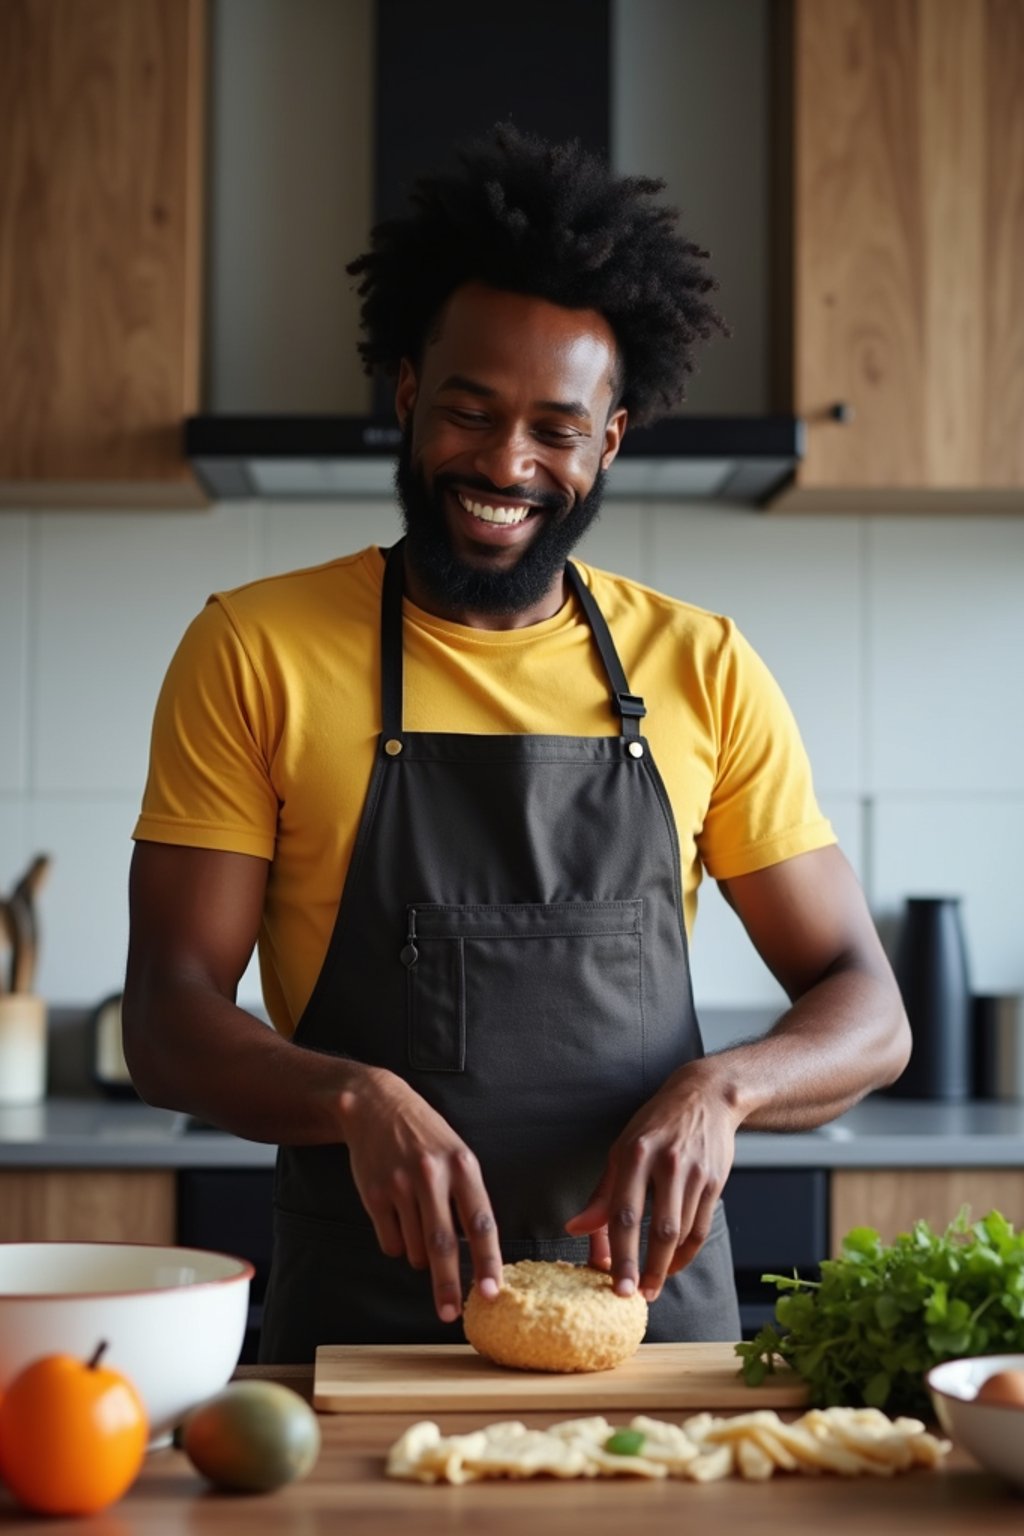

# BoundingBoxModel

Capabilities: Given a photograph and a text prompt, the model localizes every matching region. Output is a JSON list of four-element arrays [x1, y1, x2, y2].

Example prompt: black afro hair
[[346, 123, 730, 427]]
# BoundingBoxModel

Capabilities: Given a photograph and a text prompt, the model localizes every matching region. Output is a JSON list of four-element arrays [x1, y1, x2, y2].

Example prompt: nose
[[470, 424, 536, 491]]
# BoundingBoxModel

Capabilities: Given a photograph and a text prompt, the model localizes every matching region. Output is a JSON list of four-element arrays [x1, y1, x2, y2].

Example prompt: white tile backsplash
[[866, 519, 1024, 794], [17, 795, 263, 1009], [261, 500, 403, 576], [2, 501, 1023, 1006], [22, 798, 136, 1004], [33, 505, 262, 797], [689, 795, 864, 1008], [648, 506, 864, 795], [0, 805, 30, 903], [0, 516, 29, 792]]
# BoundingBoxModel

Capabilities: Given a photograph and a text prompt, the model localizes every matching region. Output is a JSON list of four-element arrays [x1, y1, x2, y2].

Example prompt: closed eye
[[447, 408, 490, 426], [536, 427, 584, 443]]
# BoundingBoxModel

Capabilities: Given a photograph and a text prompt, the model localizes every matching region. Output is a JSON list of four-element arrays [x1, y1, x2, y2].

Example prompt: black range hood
[[187, 0, 802, 506], [186, 413, 804, 504]]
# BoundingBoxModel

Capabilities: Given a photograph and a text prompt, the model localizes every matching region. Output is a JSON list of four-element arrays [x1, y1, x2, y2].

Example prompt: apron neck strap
[[380, 539, 406, 739], [380, 540, 647, 739], [563, 562, 647, 738]]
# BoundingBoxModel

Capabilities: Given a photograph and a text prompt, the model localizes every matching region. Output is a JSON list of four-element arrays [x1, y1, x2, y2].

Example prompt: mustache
[[433, 471, 570, 515]]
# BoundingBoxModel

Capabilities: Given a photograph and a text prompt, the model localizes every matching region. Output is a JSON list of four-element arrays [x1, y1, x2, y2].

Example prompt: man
[[124, 126, 910, 1363]]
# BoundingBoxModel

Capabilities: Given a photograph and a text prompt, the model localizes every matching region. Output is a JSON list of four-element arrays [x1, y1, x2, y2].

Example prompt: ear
[[395, 359, 418, 428], [600, 407, 628, 471]]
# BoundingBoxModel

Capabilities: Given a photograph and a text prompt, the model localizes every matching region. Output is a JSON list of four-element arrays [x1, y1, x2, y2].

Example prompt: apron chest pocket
[[403, 899, 644, 1077]]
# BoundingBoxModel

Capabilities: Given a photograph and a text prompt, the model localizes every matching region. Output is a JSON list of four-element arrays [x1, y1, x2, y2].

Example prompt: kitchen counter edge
[[0, 1095, 1021, 1168]]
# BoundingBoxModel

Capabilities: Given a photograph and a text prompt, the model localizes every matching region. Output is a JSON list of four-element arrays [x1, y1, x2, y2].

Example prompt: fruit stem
[[88, 1340, 109, 1370]]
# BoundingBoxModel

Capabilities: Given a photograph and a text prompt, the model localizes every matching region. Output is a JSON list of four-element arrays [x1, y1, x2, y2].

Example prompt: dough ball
[[462, 1260, 648, 1373]]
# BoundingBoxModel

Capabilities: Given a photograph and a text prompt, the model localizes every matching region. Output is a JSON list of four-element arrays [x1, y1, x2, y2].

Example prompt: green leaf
[[863, 1371, 892, 1408], [841, 1227, 882, 1260], [605, 1430, 646, 1456], [874, 1293, 902, 1330]]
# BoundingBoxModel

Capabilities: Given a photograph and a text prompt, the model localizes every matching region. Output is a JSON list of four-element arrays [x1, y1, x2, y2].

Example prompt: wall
[[1, 501, 1023, 1014]]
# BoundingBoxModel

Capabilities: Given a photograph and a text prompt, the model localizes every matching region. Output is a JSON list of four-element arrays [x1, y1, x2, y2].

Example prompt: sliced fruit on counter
[[181, 1380, 321, 1493], [386, 1406, 950, 1483], [0, 1340, 148, 1515]]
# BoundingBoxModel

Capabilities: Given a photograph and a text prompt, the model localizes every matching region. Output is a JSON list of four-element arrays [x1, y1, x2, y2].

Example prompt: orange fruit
[[0, 1341, 148, 1515]]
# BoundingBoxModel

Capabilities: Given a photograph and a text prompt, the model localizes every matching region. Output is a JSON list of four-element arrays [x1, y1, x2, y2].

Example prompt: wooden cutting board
[[313, 1341, 808, 1413]]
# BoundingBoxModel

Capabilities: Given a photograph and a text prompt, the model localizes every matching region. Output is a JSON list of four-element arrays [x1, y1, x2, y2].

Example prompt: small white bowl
[[0, 1242, 253, 1443], [927, 1353, 1024, 1491]]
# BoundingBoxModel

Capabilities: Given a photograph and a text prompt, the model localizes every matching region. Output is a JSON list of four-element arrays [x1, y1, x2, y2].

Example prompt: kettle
[[90, 993, 138, 1098]]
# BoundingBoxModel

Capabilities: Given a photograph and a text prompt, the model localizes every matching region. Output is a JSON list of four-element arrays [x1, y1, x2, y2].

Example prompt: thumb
[[564, 1170, 612, 1235]]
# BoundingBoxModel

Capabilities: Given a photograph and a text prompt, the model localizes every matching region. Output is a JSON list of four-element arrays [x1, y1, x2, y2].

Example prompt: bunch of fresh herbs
[[735, 1208, 1024, 1417]]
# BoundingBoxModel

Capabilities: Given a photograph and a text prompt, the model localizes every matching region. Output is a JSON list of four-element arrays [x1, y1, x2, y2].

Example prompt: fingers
[[638, 1147, 684, 1300], [360, 1145, 501, 1321], [587, 1225, 612, 1271], [564, 1168, 612, 1237], [604, 1138, 649, 1298], [666, 1185, 720, 1276], [601, 1142, 725, 1303], [346, 1075, 503, 1324], [450, 1146, 504, 1304], [411, 1150, 478, 1323], [362, 1169, 420, 1264]]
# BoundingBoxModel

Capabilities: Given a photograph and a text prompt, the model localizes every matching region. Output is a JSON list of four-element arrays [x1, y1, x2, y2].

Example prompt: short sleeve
[[132, 599, 279, 859], [698, 623, 835, 881]]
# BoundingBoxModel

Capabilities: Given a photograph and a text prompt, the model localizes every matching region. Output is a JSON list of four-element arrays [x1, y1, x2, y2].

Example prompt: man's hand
[[564, 848, 912, 1306], [340, 1066, 504, 1324], [564, 1062, 742, 1303]]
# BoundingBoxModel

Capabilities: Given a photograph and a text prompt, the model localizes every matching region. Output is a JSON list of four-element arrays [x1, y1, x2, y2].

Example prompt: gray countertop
[[0, 1093, 1022, 1169]]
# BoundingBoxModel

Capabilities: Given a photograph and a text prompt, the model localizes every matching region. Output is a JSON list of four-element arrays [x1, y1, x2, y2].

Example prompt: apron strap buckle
[[616, 692, 647, 721]]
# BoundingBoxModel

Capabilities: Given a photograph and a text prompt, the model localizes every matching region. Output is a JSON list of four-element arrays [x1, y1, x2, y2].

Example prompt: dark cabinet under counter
[[177, 1168, 275, 1363], [722, 1168, 829, 1336]]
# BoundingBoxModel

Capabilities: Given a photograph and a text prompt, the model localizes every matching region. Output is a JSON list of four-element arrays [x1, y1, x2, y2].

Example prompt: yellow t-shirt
[[134, 546, 834, 1035]]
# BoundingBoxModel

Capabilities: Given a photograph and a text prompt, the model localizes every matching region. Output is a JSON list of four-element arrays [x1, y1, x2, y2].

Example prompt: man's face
[[394, 283, 627, 617]]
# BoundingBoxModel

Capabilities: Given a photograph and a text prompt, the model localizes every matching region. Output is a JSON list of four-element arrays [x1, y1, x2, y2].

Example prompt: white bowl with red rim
[[0, 1242, 253, 1444]]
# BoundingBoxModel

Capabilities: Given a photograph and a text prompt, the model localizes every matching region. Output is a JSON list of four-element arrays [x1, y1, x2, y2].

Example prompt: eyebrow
[[437, 374, 592, 423]]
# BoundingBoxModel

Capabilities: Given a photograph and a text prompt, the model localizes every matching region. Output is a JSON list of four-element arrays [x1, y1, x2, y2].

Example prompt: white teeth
[[457, 493, 531, 525]]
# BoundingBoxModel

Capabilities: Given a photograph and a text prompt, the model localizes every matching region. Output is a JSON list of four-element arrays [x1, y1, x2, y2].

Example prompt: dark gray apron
[[259, 540, 739, 1361]]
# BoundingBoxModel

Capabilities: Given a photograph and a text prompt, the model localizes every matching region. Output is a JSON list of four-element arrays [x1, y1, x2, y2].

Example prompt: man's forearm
[[684, 962, 910, 1132], [122, 977, 373, 1146]]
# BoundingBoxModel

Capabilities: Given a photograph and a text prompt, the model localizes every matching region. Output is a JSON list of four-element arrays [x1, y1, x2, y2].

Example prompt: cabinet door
[[0, 0, 206, 506], [830, 1168, 1024, 1253], [0, 1170, 176, 1244], [775, 0, 1024, 510]]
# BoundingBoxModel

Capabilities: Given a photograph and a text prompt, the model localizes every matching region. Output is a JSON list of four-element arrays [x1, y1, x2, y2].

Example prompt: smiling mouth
[[456, 491, 535, 526]]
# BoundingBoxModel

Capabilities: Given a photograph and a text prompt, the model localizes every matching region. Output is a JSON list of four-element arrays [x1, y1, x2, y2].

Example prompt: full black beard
[[394, 424, 606, 616]]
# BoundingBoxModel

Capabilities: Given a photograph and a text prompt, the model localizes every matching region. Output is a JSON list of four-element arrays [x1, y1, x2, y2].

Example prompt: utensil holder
[[0, 995, 48, 1105]]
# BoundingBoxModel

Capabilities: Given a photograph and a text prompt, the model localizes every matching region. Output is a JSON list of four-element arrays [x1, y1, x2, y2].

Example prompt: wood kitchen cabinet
[[830, 1168, 1024, 1253], [769, 0, 1024, 512], [0, 0, 207, 507], [0, 1169, 176, 1243]]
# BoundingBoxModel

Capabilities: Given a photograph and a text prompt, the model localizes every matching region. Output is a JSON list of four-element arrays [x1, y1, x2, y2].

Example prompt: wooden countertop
[[0, 1366, 1018, 1533]]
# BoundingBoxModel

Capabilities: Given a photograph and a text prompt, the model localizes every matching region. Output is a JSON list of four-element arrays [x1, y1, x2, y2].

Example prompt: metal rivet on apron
[[384, 739, 403, 757], [627, 741, 644, 759]]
